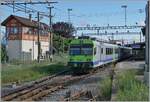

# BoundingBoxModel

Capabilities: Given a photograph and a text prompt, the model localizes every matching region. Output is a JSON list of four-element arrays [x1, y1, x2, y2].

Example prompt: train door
[[101, 45, 105, 65], [97, 44, 101, 66], [100, 42, 104, 65], [99, 42, 101, 65]]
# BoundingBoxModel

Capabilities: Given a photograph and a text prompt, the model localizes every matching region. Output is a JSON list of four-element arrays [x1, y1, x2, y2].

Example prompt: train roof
[[70, 38, 93, 45], [70, 36, 132, 49], [71, 36, 117, 45]]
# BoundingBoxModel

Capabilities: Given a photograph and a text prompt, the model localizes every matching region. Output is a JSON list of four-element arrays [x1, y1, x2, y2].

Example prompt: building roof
[[1, 15, 49, 30], [125, 42, 145, 49]]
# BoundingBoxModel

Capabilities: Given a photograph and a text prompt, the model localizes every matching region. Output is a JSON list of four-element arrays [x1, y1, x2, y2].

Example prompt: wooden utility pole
[[37, 12, 40, 63], [47, 6, 54, 62]]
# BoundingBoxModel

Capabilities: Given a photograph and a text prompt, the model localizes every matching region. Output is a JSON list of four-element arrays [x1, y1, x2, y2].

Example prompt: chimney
[[29, 14, 32, 21]]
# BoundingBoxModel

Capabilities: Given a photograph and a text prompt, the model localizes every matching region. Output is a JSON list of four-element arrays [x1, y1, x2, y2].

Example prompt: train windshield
[[70, 48, 81, 55], [81, 47, 93, 55], [70, 45, 93, 55]]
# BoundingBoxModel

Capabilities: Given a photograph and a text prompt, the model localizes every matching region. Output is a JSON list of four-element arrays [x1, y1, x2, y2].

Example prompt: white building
[[1, 15, 50, 61]]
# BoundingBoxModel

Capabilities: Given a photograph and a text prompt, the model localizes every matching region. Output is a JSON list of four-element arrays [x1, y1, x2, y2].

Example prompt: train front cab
[[68, 43, 94, 73]]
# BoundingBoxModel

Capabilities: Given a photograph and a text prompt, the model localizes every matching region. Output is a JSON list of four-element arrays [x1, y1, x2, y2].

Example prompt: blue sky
[[0, 0, 148, 43]]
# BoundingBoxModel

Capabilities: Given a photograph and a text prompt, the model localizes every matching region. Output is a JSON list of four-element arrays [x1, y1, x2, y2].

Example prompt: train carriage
[[68, 37, 132, 73]]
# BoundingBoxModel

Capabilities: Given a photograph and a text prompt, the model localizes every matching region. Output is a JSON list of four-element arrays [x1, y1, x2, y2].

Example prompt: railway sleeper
[[24, 86, 63, 101]]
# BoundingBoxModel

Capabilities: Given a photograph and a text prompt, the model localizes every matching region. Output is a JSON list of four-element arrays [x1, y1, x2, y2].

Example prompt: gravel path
[[41, 68, 111, 101]]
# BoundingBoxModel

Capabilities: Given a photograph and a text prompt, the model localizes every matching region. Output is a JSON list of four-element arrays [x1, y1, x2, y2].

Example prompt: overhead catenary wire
[[4, 1, 44, 13], [1, 1, 58, 5]]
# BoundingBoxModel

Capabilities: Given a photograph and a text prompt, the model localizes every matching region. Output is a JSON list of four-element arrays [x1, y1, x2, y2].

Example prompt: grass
[[1, 54, 69, 85], [7, 53, 69, 65], [2, 63, 68, 85], [99, 77, 112, 100], [116, 70, 149, 101]]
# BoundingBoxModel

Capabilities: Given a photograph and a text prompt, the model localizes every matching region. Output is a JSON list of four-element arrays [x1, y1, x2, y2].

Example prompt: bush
[[1, 44, 8, 62], [99, 77, 112, 100], [116, 70, 149, 101]]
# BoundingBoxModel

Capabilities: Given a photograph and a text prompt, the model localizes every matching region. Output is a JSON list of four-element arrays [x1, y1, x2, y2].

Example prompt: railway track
[[1, 69, 71, 101], [2, 74, 93, 101], [61, 89, 99, 101], [59, 68, 113, 101], [2, 66, 107, 101]]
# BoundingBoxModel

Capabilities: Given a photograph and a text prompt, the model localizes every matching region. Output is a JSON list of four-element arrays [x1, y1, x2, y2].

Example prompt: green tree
[[53, 35, 73, 53], [52, 22, 75, 53]]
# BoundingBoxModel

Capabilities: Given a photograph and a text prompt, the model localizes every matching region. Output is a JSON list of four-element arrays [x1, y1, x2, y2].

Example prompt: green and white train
[[68, 36, 132, 73]]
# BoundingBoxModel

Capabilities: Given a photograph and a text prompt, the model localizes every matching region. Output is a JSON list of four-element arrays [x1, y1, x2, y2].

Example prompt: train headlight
[[87, 58, 91, 61], [74, 63, 77, 67]]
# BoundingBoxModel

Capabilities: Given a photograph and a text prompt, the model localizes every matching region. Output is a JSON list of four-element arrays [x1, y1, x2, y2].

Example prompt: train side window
[[101, 48, 103, 54], [116, 48, 118, 54], [94, 48, 96, 55], [110, 48, 111, 54], [109, 48, 112, 55], [111, 48, 113, 54], [106, 48, 109, 55], [110, 48, 112, 54]]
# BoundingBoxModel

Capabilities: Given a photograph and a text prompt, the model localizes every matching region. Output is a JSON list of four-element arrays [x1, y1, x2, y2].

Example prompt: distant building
[[1, 15, 50, 61], [108, 40, 123, 45], [125, 42, 145, 60]]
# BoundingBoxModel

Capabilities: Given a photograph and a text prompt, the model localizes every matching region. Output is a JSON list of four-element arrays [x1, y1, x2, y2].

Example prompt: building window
[[23, 27, 29, 34], [18, 27, 22, 34], [10, 27, 14, 33], [6, 27, 10, 34], [14, 27, 18, 34], [9, 26, 18, 34]]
